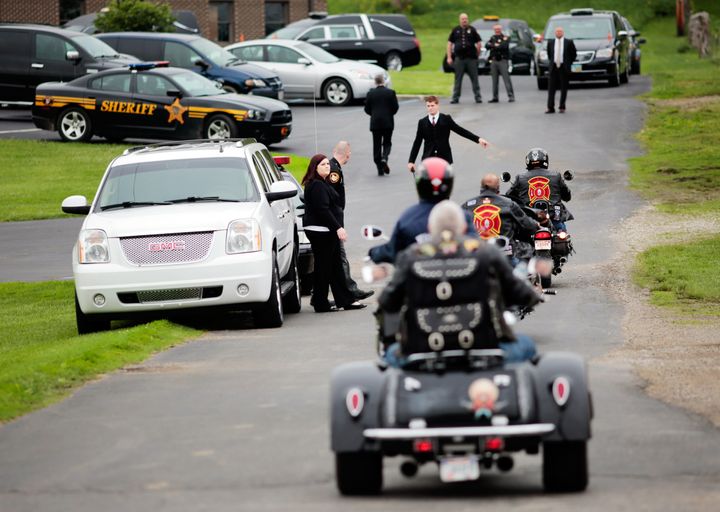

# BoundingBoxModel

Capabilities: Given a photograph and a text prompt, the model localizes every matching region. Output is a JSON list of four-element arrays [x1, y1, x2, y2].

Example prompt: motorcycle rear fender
[[330, 361, 386, 453], [531, 351, 592, 442]]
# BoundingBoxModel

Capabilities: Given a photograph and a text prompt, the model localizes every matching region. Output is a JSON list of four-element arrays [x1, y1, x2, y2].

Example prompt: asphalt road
[[1, 74, 719, 511]]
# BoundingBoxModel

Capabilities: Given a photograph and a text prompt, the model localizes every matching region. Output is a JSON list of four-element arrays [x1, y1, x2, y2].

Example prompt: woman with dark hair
[[302, 154, 367, 313]]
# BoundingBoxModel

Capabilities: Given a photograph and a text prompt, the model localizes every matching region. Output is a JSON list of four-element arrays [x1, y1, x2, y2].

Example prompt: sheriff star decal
[[528, 176, 551, 205], [472, 204, 502, 240], [164, 98, 188, 124]]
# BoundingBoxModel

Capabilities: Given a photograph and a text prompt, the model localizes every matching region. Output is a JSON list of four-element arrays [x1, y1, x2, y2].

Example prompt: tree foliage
[[95, 0, 175, 33]]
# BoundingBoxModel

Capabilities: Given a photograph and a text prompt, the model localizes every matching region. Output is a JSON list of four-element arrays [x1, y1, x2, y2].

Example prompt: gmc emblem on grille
[[148, 241, 186, 252]]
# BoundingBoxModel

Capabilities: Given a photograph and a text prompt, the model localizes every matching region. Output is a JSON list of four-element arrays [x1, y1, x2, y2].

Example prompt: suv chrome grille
[[575, 51, 595, 63], [120, 232, 213, 266]]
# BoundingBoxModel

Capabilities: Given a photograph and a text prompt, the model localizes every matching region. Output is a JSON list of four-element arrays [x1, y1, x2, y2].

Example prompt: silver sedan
[[225, 39, 390, 106]]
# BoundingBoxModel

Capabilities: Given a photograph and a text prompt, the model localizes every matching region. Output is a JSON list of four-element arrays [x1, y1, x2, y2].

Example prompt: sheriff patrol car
[[31, 62, 292, 144]]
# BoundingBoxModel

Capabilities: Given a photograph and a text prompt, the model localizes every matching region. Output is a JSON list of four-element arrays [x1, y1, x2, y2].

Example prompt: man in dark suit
[[364, 74, 399, 176], [407, 95, 489, 172], [546, 27, 577, 113]]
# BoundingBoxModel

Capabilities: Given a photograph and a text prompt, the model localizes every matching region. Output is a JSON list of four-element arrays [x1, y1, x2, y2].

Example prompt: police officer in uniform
[[328, 141, 374, 301], [486, 24, 515, 103], [447, 13, 482, 104], [378, 200, 541, 366], [506, 148, 573, 231], [461, 173, 539, 262]]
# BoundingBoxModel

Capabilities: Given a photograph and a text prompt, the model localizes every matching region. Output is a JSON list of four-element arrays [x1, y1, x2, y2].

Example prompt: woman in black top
[[302, 154, 367, 313]]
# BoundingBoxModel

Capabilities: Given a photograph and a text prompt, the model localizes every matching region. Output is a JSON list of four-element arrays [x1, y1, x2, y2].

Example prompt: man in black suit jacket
[[407, 95, 489, 172], [364, 74, 399, 176], [546, 27, 577, 113]]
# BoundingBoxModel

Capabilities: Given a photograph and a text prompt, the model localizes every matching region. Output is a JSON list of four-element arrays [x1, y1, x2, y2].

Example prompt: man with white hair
[[378, 200, 540, 367]]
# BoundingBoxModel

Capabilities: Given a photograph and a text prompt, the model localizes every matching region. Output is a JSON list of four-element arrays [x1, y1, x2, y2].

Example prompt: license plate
[[571, 63, 582, 73], [535, 240, 552, 251], [278, 90, 284, 100], [439, 456, 480, 483]]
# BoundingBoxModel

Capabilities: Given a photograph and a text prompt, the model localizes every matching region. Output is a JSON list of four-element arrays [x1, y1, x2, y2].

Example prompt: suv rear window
[[96, 157, 259, 210]]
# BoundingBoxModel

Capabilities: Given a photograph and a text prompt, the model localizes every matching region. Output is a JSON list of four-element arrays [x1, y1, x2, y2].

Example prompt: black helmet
[[415, 157, 454, 202], [525, 148, 549, 170]]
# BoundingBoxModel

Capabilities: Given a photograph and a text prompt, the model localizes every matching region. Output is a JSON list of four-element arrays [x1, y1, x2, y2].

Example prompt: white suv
[[62, 139, 301, 333]]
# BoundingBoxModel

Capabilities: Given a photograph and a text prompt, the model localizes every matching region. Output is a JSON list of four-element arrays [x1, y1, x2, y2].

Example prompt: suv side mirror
[[563, 170, 574, 181], [61, 195, 90, 215], [266, 180, 297, 202], [66, 50, 80, 61], [501, 172, 512, 183], [297, 57, 311, 66]]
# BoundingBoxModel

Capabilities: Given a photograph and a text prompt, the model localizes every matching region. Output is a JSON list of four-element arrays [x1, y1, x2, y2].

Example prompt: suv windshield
[[97, 157, 259, 210], [170, 70, 224, 96], [188, 38, 237, 66], [71, 33, 119, 58], [295, 41, 339, 63], [545, 18, 614, 40]]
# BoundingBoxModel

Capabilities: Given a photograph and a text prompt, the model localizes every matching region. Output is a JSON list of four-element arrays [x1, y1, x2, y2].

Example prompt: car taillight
[[552, 377, 570, 407], [484, 437, 504, 451], [535, 231, 552, 240], [413, 37, 420, 48], [273, 155, 290, 166], [345, 387, 364, 418], [413, 439, 434, 453]]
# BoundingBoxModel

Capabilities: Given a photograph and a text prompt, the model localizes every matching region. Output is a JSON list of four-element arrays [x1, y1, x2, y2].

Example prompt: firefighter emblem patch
[[472, 204, 502, 240]]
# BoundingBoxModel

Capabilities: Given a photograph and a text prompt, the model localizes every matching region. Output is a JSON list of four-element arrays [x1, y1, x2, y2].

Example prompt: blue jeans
[[552, 220, 567, 232], [384, 334, 537, 368]]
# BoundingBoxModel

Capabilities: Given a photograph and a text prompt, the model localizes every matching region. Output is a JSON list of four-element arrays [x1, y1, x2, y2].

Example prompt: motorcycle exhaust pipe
[[400, 461, 419, 478], [496, 455, 514, 472]]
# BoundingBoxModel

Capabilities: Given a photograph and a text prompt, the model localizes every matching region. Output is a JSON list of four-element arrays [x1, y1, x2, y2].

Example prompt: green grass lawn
[[0, 280, 198, 421], [634, 236, 720, 315], [0, 139, 309, 222]]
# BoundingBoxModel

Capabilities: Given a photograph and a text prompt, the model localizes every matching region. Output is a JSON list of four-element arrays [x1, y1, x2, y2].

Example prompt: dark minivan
[[0, 24, 137, 105], [535, 8, 631, 88], [97, 32, 284, 99]]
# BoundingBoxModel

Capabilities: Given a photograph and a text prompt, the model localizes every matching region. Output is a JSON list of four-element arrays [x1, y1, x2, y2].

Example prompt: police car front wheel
[[205, 114, 238, 139], [58, 108, 93, 142]]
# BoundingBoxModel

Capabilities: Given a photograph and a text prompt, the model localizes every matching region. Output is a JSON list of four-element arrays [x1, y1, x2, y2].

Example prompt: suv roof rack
[[570, 8, 594, 16], [122, 138, 258, 155]]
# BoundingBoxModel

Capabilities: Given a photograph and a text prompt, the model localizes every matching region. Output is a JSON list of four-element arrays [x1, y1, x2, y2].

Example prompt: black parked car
[[0, 24, 138, 105], [535, 8, 631, 89], [621, 16, 646, 75], [268, 13, 421, 71], [442, 16, 536, 75]]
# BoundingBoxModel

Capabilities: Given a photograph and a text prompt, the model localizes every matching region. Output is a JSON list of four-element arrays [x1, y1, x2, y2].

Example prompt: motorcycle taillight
[[535, 231, 552, 240]]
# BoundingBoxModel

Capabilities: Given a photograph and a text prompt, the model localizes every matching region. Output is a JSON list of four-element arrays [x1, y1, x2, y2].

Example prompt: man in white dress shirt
[[546, 27, 577, 113]]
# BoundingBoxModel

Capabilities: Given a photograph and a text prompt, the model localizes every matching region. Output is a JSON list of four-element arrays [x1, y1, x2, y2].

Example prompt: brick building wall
[[4, 0, 328, 43], [0, 0, 59, 25]]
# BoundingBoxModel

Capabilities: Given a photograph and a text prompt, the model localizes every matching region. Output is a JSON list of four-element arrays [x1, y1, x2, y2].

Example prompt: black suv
[[268, 13, 421, 71], [536, 8, 631, 89], [0, 24, 137, 105], [442, 16, 536, 75]]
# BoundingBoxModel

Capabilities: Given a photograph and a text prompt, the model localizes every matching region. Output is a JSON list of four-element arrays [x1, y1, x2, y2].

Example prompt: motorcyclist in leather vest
[[506, 148, 573, 231], [378, 200, 541, 367], [462, 173, 540, 263]]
